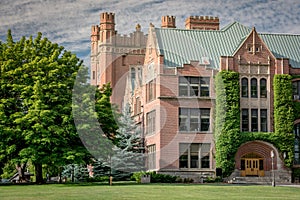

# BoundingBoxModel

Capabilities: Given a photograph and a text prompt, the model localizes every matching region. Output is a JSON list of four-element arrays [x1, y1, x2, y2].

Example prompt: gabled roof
[[260, 33, 300, 68], [155, 22, 300, 68]]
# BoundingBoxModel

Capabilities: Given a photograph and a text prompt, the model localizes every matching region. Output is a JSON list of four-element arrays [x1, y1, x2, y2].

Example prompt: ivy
[[214, 72, 295, 177], [214, 70, 241, 177], [273, 75, 295, 167]]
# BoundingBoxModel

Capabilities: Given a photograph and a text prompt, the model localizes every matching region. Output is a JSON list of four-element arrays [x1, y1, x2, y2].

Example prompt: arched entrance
[[235, 140, 279, 177]]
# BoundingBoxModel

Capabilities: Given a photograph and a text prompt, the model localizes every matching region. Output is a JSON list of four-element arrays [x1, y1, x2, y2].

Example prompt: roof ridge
[[260, 32, 300, 36]]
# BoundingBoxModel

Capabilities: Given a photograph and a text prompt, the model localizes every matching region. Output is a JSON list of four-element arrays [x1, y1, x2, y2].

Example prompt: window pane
[[260, 78, 267, 98], [200, 109, 210, 131], [179, 108, 188, 131], [201, 144, 210, 168], [179, 143, 189, 168], [241, 78, 248, 97], [242, 109, 249, 132], [251, 109, 258, 132], [190, 77, 199, 96], [190, 109, 199, 131], [200, 77, 210, 97], [179, 77, 188, 96], [260, 109, 267, 132], [190, 144, 199, 168], [251, 78, 258, 98]]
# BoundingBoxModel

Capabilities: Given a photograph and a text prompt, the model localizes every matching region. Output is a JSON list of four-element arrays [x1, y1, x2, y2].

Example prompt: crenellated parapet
[[185, 16, 219, 30]]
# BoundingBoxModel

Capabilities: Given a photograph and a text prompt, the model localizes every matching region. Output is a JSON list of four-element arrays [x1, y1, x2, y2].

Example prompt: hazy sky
[[1, 0, 300, 67]]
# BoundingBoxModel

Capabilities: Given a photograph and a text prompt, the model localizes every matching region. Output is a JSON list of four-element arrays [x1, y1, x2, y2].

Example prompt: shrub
[[131, 171, 178, 183]]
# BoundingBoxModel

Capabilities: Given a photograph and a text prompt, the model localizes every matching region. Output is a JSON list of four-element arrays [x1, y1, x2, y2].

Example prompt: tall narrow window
[[146, 110, 156, 135], [241, 78, 248, 97], [260, 109, 267, 132], [147, 144, 156, 170], [242, 109, 249, 132], [179, 108, 188, 131], [293, 81, 300, 100], [200, 77, 210, 97], [190, 77, 199, 96], [190, 144, 199, 168], [131, 68, 136, 91], [190, 109, 200, 131], [251, 78, 257, 98], [179, 77, 189, 96], [179, 143, 189, 168], [260, 78, 267, 98], [200, 109, 210, 131], [92, 71, 96, 80], [251, 109, 258, 132], [147, 80, 155, 102]]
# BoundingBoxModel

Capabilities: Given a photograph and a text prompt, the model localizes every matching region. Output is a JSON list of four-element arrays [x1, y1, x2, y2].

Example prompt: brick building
[[91, 12, 300, 183]]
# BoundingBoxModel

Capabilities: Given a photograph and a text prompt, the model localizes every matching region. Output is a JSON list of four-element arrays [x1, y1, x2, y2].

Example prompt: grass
[[0, 182, 300, 200]]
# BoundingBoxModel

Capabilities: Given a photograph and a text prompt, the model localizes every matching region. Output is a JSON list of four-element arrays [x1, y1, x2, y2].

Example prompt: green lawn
[[0, 183, 299, 200]]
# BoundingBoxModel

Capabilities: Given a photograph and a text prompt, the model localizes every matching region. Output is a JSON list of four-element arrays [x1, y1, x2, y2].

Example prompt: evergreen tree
[[111, 103, 145, 178]]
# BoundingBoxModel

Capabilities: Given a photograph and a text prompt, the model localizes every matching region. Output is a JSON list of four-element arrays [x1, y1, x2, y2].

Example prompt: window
[[179, 108, 210, 132], [92, 71, 95, 80], [293, 81, 300, 100], [179, 143, 210, 169], [242, 109, 249, 131], [251, 109, 258, 132], [147, 80, 155, 102], [131, 68, 136, 91], [241, 78, 248, 97], [251, 78, 258, 98], [260, 109, 267, 132], [179, 76, 210, 97], [147, 144, 156, 170], [293, 124, 300, 165], [260, 78, 267, 98], [146, 110, 155, 135], [241, 109, 268, 132]]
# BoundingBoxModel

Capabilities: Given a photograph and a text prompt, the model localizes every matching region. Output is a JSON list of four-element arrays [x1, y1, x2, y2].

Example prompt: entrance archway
[[235, 140, 279, 177]]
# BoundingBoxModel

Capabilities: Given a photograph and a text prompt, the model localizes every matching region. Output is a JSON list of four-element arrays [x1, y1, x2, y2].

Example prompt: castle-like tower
[[90, 12, 147, 108]]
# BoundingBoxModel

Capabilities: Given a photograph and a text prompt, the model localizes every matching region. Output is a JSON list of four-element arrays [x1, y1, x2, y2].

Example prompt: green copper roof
[[260, 33, 300, 68], [155, 22, 300, 68]]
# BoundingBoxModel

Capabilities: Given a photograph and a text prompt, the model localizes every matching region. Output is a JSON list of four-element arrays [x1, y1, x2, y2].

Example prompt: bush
[[131, 171, 178, 183]]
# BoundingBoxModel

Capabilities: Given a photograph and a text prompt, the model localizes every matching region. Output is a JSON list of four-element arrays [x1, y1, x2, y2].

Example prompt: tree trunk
[[34, 163, 44, 184], [16, 163, 27, 183]]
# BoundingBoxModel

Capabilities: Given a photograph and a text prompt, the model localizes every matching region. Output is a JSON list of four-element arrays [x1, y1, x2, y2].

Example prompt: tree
[[110, 103, 145, 178], [0, 30, 91, 183]]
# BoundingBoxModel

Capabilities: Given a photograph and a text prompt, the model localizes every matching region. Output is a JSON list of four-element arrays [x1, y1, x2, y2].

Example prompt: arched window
[[260, 78, 267, 98], [251, 78, 257, 98], [241, 78, 248, 97], [293, 123, 300, 164]]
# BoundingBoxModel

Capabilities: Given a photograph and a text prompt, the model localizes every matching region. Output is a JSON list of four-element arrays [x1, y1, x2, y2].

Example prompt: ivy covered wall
[[214, 71, 295, 177], [214, 70, 241, 177], [273, 74, 294, 167]]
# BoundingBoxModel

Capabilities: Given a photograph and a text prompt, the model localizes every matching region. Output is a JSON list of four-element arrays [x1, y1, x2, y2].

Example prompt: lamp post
[[271, 150, 275, 187]]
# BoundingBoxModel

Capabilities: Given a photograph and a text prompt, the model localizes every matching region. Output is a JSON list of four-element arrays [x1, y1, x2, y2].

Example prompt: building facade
[[91, 13, 300, 183]]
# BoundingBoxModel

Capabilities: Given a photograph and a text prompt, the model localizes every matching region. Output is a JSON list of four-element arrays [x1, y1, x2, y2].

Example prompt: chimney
[[161, 16, 176, 28], [185, 16, 219, 30]]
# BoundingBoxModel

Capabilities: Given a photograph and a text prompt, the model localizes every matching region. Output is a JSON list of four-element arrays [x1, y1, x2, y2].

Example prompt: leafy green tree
[[0, 30, 90, 183]]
